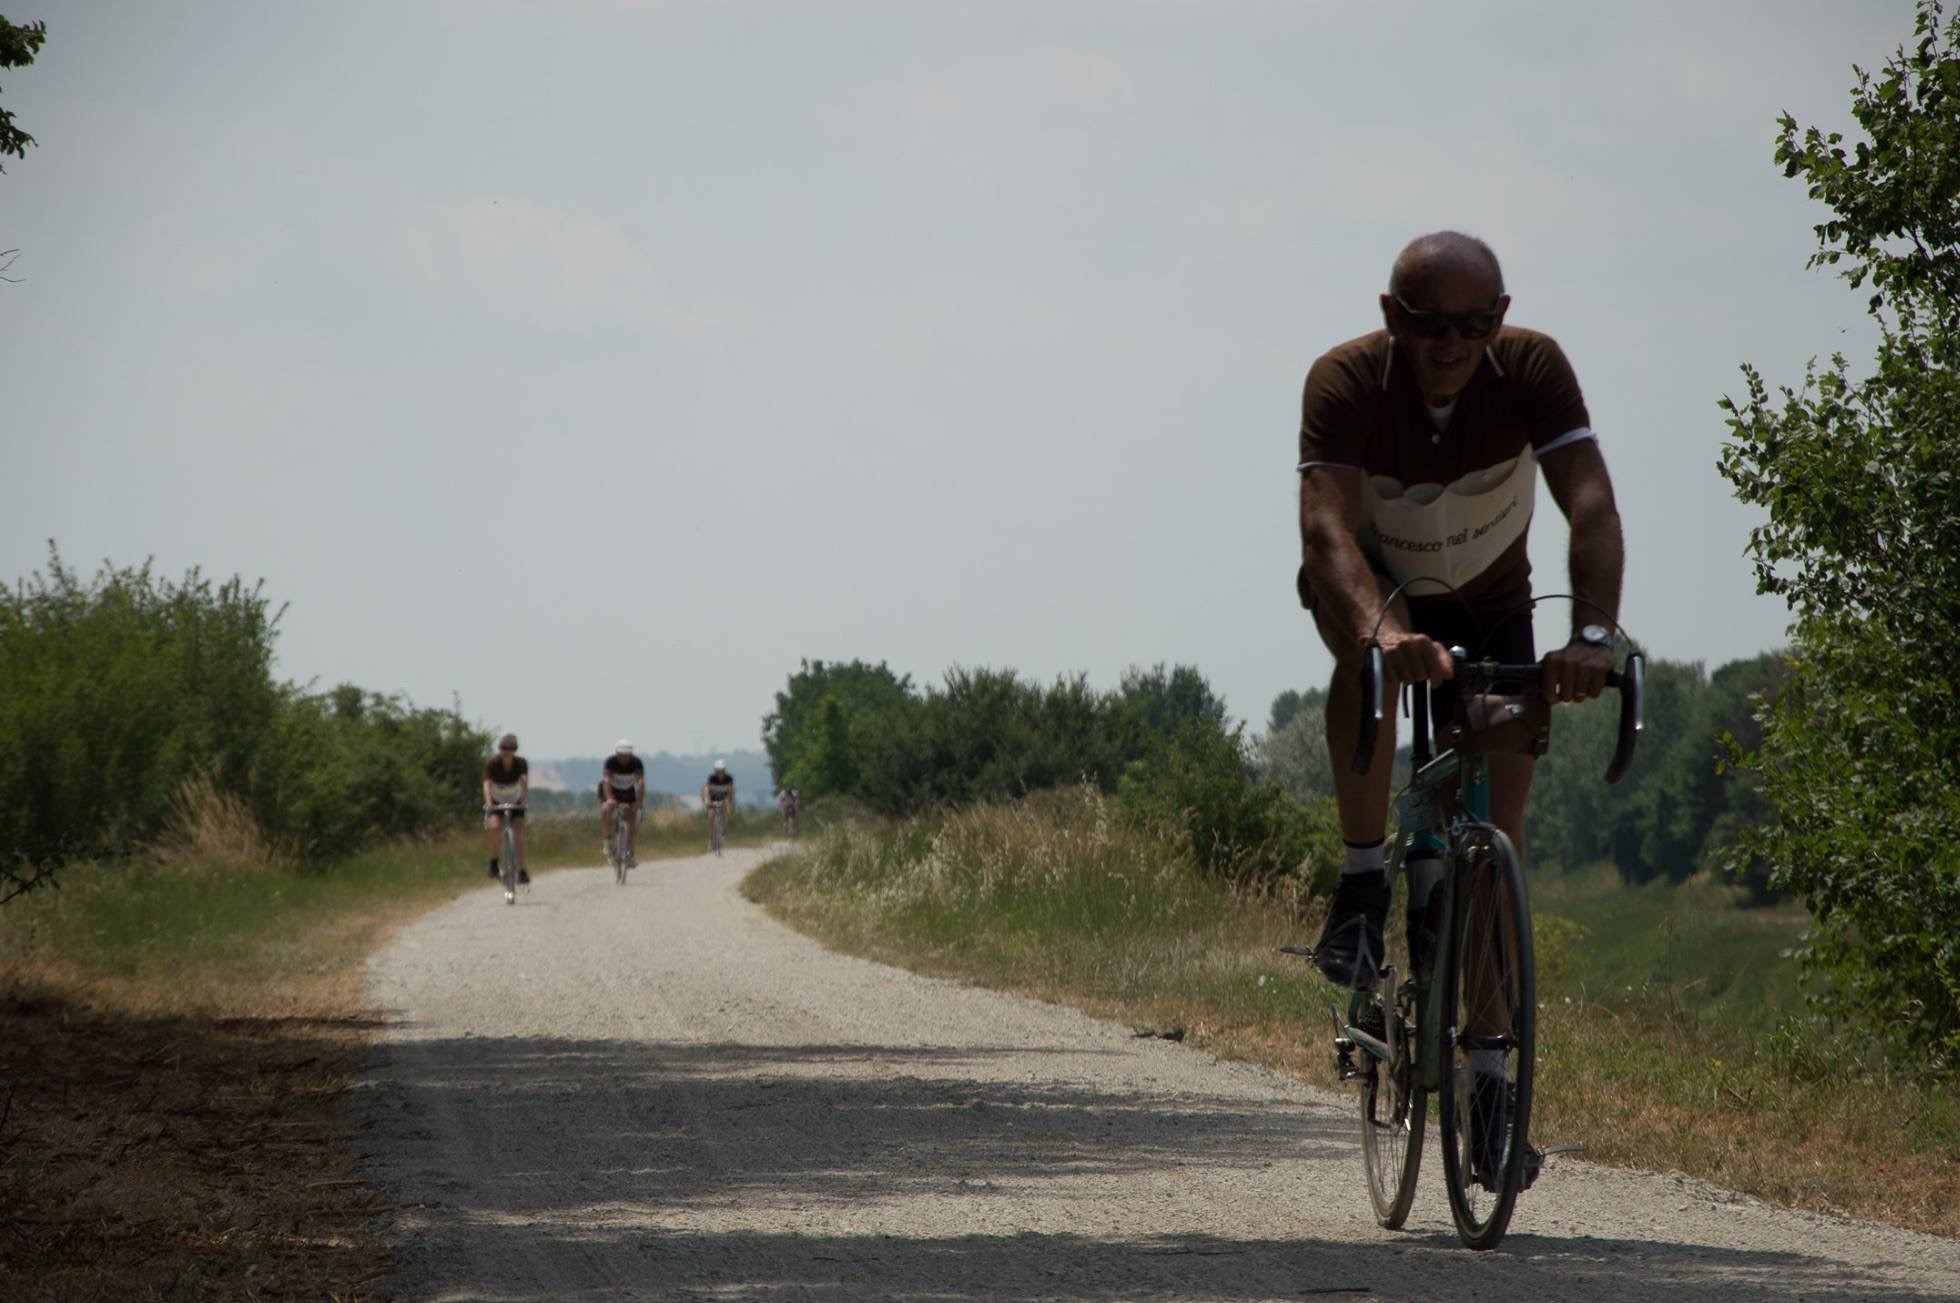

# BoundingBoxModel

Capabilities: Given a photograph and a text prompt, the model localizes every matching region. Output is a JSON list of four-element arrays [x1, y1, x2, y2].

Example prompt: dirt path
[[356, 848, 1960, 1302]]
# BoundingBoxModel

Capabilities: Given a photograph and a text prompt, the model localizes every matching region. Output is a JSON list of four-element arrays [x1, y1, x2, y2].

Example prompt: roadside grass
[[744, 789, 1960, 1237], [0, 804, 788, 1301], [1, 805, 787, 1012]]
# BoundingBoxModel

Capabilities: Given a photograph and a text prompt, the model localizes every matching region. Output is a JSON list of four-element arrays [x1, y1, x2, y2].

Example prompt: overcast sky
[[1, 1, 1912, 758]]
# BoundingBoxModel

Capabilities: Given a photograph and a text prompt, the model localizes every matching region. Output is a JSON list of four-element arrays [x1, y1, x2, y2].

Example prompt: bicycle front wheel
[[1437, 825, 1534, 1249], [501, 821, 520, 904], [1360, 967, 1426, 1229]]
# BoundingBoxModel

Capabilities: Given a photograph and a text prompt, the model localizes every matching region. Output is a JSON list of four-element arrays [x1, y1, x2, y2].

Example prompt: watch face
[[1580, 624, 1612, 647]]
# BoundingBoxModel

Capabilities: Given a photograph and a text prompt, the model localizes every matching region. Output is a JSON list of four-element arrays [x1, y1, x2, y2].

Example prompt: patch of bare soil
[[0, 985, 394, 1301]]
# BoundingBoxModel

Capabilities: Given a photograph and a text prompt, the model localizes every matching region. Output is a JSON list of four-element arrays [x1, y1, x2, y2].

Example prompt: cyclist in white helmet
[[601, 739, 646, 866]]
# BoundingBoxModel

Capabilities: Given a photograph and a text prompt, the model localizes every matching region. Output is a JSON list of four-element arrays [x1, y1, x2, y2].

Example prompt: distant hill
[[532, 749, 774, 806]]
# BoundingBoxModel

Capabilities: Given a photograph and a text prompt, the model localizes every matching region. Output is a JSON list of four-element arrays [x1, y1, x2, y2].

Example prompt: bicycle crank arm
[[1536, 1142, 1588, 1158]]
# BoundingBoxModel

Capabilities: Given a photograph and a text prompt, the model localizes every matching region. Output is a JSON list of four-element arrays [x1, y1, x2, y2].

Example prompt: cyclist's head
[[497, 733, 518, 753], [616, 739, 633, 755], [1381, 230, 1509, 404], [714, 759, 727, 772]]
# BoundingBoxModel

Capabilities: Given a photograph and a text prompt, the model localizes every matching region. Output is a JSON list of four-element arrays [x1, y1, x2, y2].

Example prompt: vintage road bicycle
[[605, 801, 638, 885], [707, 796, 730, 855], [1295, 597, 1644, 1249], [485, 801, 528, 906]]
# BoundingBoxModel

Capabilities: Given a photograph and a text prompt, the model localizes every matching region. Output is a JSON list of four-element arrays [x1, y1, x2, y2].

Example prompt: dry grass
[[149, 772, 287, 875], [745, 792, 1960, 1239]]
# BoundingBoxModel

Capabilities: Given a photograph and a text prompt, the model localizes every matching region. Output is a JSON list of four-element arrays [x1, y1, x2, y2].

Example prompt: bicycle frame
[[1342, 686, 1494, 1095], [486, 801, 526, 902], [1339, 688, 1487, 1091]]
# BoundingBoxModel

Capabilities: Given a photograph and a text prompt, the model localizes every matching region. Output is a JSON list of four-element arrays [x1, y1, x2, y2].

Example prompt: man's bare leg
[[1310, 591, 1410, 985]]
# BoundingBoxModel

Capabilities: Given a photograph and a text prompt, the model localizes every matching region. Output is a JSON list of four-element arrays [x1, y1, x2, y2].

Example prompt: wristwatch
[[1576, 624, 1612, 649]]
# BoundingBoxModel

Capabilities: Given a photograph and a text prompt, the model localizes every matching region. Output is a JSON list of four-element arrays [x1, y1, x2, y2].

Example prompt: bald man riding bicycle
[[1299, 231, 1626, 987]]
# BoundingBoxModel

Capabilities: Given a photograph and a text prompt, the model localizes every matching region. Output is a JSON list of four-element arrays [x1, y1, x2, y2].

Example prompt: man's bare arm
[[1300, 466, 1449, 682], [1538, 439, 1624, 702], [1540, 440, 1624, 638], [1299, 466, 1389, 649]]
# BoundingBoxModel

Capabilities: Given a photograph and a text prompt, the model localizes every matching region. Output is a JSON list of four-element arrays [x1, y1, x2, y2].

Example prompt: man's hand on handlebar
[[1372, 629, 1454, 685], [1540, 641, 1614, 704]]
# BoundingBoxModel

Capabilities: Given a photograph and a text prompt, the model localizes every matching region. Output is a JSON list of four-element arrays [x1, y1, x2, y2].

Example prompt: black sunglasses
[[498, 745, 516, 752], [1391, 294, 1504, 341]]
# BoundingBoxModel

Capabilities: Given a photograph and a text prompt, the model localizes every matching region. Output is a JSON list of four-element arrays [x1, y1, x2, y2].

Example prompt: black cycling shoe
[[487, 858, 500, 879], [1313, 873, 1390, 988], [517, 868, 530, 885], [1469, 1072, 1543, 1191]]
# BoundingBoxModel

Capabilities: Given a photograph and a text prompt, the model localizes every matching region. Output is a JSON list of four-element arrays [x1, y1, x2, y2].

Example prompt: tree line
[[762, 658, 1341, 889], [0, 546, 488, 900]]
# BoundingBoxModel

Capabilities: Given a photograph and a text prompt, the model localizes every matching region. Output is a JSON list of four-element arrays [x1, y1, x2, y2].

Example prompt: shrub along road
[[356, 849, 1959, 1301]]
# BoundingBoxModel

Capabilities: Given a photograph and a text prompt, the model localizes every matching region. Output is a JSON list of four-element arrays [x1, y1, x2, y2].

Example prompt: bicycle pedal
[[1537, 1142, 1587, 1158], [1278, 944, 1315, 958]]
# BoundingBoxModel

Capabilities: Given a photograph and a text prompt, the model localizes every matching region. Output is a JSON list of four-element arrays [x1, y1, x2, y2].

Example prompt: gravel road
[[357, 848, 1960, 1302]]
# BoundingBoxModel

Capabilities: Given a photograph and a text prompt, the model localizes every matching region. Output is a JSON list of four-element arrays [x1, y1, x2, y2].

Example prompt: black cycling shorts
[[1405, 597, 1536, 738], [602, 784, 639, 806], [487, 805, 525, 822]]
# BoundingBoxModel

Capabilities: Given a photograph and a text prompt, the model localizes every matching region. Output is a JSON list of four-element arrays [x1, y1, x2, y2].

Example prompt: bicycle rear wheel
[[1359, 964, 1425, 1229], [1438, 825, 1534, 1249]]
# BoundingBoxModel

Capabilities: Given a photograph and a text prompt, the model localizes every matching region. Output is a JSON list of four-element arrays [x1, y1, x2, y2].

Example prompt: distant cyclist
[[703, 760, 736, 842], [777, 785, 800, 836], [482, 733, 530, 885], [601, 739, 646, 867]]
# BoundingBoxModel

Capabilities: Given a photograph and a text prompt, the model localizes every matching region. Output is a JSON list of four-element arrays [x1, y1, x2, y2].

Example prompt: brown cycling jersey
[[1298, 326, 1591, 611], [483, 755, 528, 785]]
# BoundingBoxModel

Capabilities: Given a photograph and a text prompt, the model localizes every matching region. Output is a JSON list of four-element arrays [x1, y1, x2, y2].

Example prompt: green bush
[[252, 686, 488, 861], [0, 547, 490, 894], [0, 547, 282, 873], [1118, 719, 1340, 891], [762, 656, 1337, 891]]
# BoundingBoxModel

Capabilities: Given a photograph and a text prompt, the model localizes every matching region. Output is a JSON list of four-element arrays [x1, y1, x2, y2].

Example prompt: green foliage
[[761, 658, 912, 793], [0, 546, 492, 895], [252, 686, 487, 861], [1118, 720, 1341, 891], [1255, 687, 1333, 803], [0, 14, 45, 172], [765, 657, 1334, 888], [1719, 0, 1960, 1064], [0, 546, 284, 882]]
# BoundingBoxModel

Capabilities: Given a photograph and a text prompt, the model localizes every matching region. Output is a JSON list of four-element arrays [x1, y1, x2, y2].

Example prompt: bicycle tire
[[501, 819, 519, 905], [1360, 966, 1426, 1228], [1437, 825, 1534, 1249]]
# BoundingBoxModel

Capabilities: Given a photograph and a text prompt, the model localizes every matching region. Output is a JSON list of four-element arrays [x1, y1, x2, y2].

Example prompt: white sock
[[1341, 839, 1387, 879], [1471, 1049, 1508, 1080]]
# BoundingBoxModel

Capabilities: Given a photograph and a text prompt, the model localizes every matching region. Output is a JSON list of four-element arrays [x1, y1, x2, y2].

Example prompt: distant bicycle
[[606, 802, 638, 885], [706, 797, 729, 856], [485, 801, 528, 905]]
